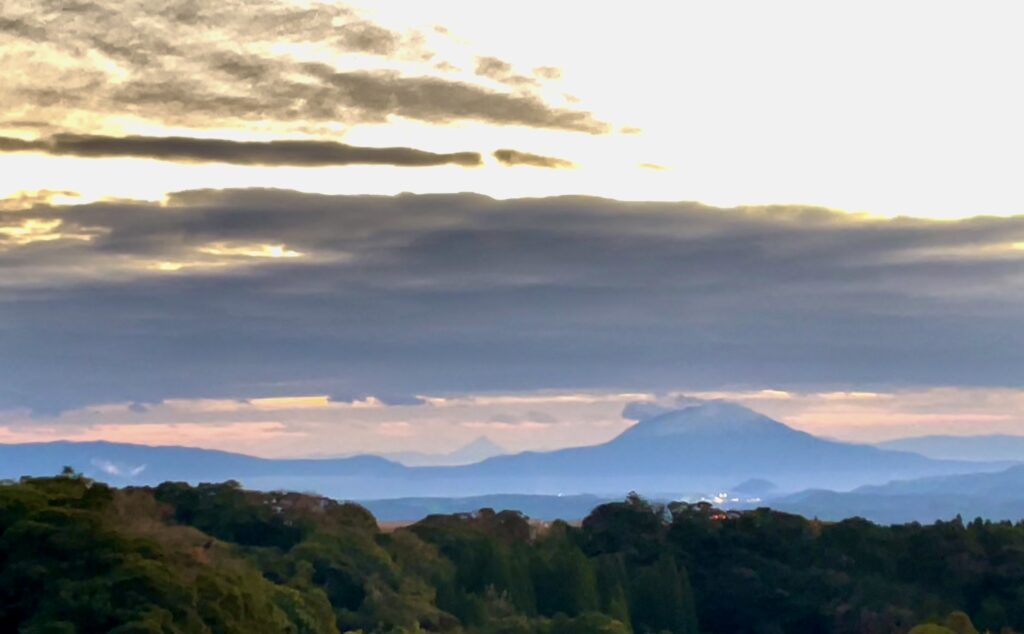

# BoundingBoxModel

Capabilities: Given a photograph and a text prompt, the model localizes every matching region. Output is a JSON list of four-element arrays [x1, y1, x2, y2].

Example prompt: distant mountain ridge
[[0, 401, 1008, 500], [438, 401, 1005, 496], [373, 435, 506, 466], [877, 434, 1024, 462], [769, 463, 1024, 524], [0, 440, 405, 485]]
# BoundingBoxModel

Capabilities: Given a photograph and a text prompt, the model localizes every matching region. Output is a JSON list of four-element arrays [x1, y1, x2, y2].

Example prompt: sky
[[1, 0, 1023, 457]]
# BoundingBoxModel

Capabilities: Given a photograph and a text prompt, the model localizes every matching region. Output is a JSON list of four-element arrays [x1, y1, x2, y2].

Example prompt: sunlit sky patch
[[2, 0, 1023, 218]]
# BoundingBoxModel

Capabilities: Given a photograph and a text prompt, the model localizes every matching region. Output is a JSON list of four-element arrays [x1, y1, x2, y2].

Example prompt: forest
[[1, 471, 1021, 634]]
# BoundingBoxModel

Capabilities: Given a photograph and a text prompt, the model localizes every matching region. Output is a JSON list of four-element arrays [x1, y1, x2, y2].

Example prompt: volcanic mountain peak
[[619, 400, 789, 439]]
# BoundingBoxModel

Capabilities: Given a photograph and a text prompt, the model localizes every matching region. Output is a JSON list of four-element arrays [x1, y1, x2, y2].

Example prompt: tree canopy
[[3, 475, 1024, 633]]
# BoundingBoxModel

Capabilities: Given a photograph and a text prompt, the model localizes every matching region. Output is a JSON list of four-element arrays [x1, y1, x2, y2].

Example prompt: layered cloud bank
[[1, 190, 1022, 417], [2, 387, 1023, 458]]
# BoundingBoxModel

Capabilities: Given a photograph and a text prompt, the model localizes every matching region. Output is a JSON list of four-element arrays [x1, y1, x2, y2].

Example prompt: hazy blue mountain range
[[877, 434, 1024, 462], [369, 436, 506, 466], [769, 463, 1024, 524], [420, 401, 1006, 496], [0, 441, 405, 484], [0, 401, 1008, 500]]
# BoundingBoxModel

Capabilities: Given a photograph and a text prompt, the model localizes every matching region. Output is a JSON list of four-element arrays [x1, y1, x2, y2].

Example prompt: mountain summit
[[447, 400, 1000, 496], [617, 400, 789, 439]]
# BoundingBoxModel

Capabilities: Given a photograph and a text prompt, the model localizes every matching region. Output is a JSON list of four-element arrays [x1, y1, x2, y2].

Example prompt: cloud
[[462, 420, 550, 431], [0, 190, 79, 211], [475, 56, 515, 79], [329, 393, 424, 407], [533, 66, 562, 80], [90, 458, 146, 477], [622, 402, 673, 421], [333, 20, 405, 56], [487, 410, 558, 425], [6, 386, 1024, 456], [526, 410, 559, 424], [0, 134, 482, 167], [295, 68, 606, 132], [475, 56, 538, 87], [0, 0, 608, 134], [377, 421, 415, 437], [0, 389, 642, 456], [621, 395, 711, 421], [1, 190, 1023, 414], [0, 137, 36, 152], [493, 149, 575, 168]]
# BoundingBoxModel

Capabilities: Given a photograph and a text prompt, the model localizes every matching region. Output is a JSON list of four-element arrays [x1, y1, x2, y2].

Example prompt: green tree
[[630, 554, 698, 634]]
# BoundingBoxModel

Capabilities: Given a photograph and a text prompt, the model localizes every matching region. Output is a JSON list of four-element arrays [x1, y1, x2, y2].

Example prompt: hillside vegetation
[[2, 471, 1022, 633]]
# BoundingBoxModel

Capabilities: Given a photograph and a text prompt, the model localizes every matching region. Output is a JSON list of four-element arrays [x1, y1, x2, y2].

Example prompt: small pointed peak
[[458, 435, 505, 453], [447, 435, 506, 463]]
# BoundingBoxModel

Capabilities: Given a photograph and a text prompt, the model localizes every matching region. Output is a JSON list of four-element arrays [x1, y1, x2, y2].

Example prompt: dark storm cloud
[[0, 134, 482, 167], [493, 149, 575, 168], [0, 0, 608, 133], [2, 190, 1023, 414]]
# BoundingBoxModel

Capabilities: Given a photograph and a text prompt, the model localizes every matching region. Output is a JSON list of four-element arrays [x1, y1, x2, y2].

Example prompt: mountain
[[877, 434, 1024, 462], [768, 464, 1024, 524], [445, 435, 506, 463], [0, 401, 1007, 500], [423, 401, 1003, 497], [0, 440, 407, 494], [376, 435, 506, 466]]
